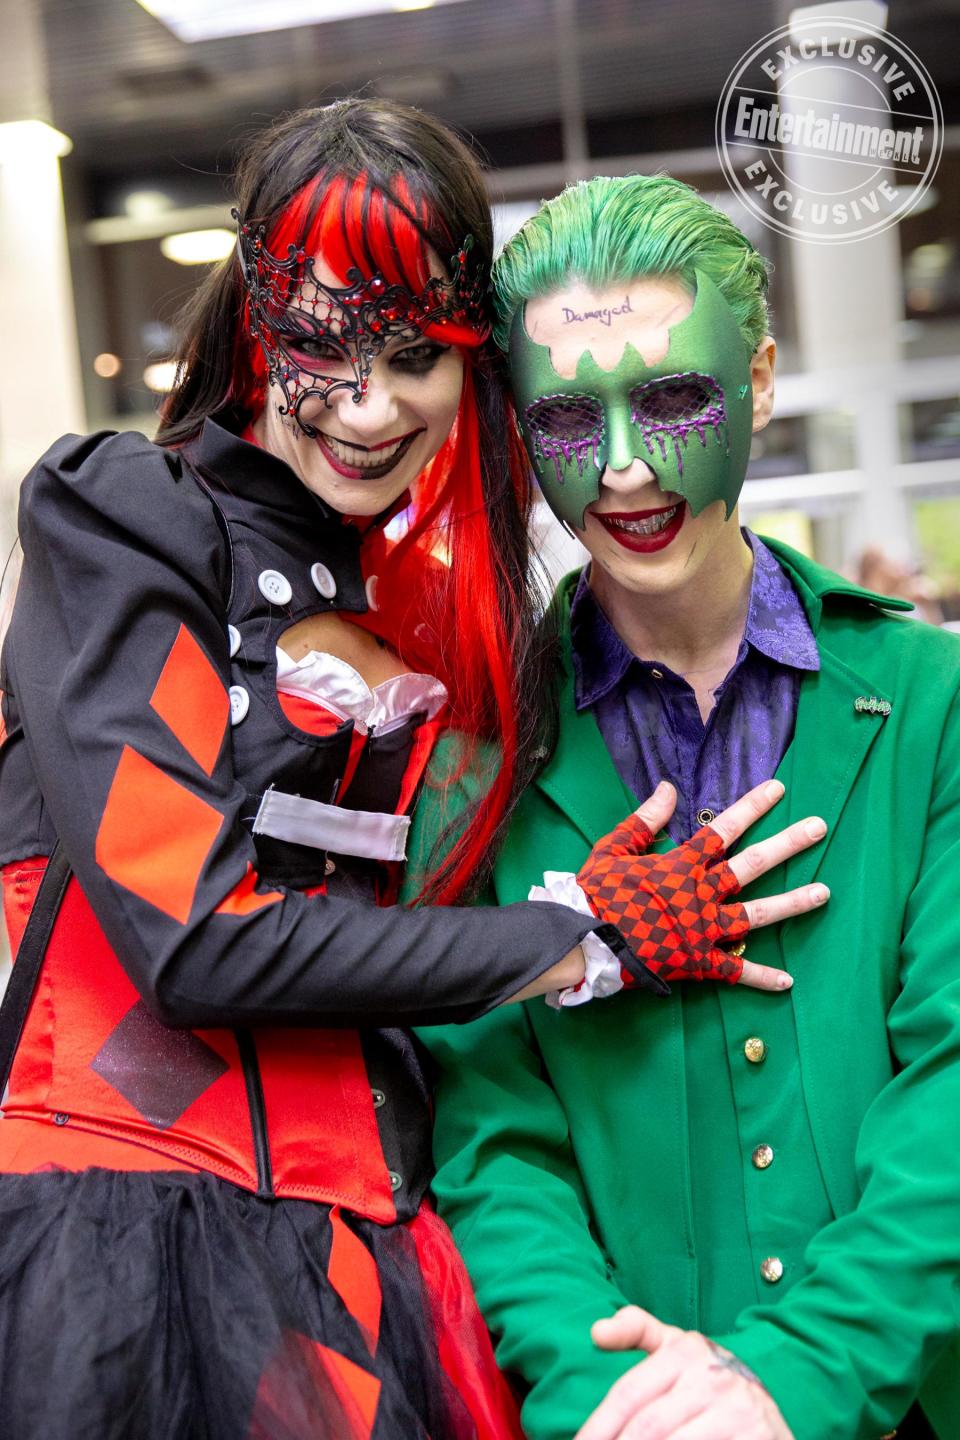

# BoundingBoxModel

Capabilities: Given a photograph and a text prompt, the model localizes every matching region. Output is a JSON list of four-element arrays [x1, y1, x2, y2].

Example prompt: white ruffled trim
[[275, 647, 448, 735], [527, 871, 625, 1009]]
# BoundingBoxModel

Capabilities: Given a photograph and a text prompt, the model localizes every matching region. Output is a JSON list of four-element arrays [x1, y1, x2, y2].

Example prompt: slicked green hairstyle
[[491, 173, 770, 354]]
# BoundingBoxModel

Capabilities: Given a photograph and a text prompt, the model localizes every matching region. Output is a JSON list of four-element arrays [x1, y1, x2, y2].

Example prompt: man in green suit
[[408, 176, 960, 1439]]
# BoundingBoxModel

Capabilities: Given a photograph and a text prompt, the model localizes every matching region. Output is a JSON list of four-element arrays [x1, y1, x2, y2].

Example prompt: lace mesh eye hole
[[631, 375, 719, 428], [527, 394, 604, 443]]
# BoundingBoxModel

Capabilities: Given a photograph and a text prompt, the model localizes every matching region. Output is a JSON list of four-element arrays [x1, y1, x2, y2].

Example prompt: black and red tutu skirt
[[0, 1167, 523, 1440]]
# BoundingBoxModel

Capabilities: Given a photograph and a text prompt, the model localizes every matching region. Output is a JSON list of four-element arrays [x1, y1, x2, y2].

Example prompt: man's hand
[[578, 779, 829, 992], [575, 1305, 795, 1440]]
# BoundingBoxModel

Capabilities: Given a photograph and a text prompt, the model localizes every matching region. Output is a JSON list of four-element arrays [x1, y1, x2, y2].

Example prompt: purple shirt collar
[[571, 530, 820, 712]]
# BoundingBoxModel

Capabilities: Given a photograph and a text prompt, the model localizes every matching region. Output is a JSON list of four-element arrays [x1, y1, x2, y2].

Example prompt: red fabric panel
[[257, 1027, 396, 1224], [327, 1205, 382, 1355], [409, 1207, 525, 1440], [95, 745, 225, 923], [1, 864, 257, 1189], [2, 855, 45, 957], [248, 1329, 379, 1440], [276, 692, 366, 794], [276, 691, 342, 738], [0, 1116, 202, 1175], [396, 713, 446, 817], [313, 1344, 381, 1438], [149, 623, 229, 776], [2, 859, 54, 1112], [214, 862, 283, 916]]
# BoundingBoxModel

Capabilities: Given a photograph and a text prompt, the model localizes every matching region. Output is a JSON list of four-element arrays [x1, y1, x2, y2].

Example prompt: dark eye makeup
[[389, 341, 450, 374], [272, 327, 449, 377]]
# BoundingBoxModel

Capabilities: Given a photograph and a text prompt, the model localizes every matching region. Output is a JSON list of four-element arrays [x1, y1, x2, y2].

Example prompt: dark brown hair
[[157, 100, 557, 903]]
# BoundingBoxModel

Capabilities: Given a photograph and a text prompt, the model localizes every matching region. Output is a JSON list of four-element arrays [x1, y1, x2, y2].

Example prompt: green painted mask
[[508, 270, 755, 530]]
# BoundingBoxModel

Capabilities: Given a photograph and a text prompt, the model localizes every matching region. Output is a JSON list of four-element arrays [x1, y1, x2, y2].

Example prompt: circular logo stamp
[[716, 15, 942, 244]]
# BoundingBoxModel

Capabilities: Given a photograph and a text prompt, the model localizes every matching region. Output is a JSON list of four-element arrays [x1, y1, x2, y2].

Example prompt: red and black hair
[[158, 101, 553, 905]]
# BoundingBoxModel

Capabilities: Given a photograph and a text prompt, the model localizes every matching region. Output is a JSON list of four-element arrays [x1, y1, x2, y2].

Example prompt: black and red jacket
[[0, 413, 639, 1220]]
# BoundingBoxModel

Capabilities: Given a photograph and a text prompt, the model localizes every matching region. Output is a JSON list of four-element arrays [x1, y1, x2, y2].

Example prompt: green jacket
[[409, 541, 960, 1440]]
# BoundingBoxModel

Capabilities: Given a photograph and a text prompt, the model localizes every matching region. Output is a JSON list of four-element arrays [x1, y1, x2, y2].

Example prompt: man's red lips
[[591, 502, 686, 553]]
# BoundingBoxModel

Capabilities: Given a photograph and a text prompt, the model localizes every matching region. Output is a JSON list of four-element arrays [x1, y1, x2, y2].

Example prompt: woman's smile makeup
[[591, 502, 685, 553], [315, 428, 423, 480]]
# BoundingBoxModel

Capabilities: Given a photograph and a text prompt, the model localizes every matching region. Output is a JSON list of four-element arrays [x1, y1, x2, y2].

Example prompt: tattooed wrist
[[706, 1340, 766, 1391]]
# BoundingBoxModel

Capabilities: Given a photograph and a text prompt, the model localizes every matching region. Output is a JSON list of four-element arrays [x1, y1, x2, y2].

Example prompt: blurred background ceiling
[[38, 0, 960, 214]]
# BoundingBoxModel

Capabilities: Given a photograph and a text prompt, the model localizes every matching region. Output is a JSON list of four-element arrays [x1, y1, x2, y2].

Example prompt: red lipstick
[[592, 502, 685, 553]]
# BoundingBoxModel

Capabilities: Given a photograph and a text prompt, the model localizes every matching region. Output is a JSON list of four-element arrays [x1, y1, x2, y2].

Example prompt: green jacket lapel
[[535, 541, 910, 875], [762, 540, 905, 894], [779, 645, 894, 893]]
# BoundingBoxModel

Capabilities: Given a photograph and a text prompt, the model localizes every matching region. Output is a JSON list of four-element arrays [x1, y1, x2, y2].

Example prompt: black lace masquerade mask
[[235, 210, 488, 435]]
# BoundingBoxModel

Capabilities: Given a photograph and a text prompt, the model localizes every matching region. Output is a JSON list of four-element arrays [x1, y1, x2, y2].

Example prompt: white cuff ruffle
[[528, 871, 624, 1009]]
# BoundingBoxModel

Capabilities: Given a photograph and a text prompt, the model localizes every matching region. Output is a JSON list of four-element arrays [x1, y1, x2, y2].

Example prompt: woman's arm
[[7, 431, 628, 1029]]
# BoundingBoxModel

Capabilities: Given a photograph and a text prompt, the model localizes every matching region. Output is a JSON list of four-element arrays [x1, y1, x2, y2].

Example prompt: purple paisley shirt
[[570, 532, 820, 842]]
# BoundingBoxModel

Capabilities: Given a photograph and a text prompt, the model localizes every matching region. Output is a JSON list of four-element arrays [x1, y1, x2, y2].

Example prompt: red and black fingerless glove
[[578, 812, 750, 984]]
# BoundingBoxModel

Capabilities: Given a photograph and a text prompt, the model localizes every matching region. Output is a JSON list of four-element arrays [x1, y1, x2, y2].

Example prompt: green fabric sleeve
[[409, 732, 640, 1437], [420, 1005, 641, 1440], [717, 682, 960, 1440]]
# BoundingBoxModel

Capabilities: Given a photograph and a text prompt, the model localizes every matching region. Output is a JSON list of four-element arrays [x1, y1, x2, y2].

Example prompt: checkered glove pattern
[[577, 812, 750, 983]]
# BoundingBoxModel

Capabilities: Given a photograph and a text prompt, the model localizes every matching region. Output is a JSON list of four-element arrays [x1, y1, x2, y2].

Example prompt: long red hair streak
[[236, 171, 524, 905]]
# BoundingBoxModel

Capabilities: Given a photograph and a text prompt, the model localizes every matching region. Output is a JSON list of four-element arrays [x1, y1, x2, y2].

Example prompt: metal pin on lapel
[[854, 696, 892, 717]]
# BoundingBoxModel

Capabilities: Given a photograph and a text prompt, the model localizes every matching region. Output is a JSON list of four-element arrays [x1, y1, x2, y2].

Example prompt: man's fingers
[[707, 780, 784, 851], [632, 782, 677, 842], [616, 1383, 707, 1440], [591, 1304, 674, 1353], [653, 1415, 758, 1440], [727, 816, 827, 887], [737, 958, 793, 991], [575, 1345, 691, 1440], [742, 882, 830, 931]]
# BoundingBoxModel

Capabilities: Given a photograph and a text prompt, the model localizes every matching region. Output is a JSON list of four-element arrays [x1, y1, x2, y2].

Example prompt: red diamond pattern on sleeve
[[95, 745, 225, 924], [149, 623, 229, 777]]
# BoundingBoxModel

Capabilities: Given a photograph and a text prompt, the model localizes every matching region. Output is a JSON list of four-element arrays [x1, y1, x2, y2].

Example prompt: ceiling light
[[135, 0, 464, 43], [124, 190, 173, 221], [788, 1, 887, 39], [93, 353, 123, 379], [143, 361, 179, 394], [0, 119, 72, 161], [160, 229, 236, 265]]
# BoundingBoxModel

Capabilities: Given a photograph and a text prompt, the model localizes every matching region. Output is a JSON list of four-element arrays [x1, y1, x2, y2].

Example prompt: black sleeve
[[9, 430, 628, 1029]]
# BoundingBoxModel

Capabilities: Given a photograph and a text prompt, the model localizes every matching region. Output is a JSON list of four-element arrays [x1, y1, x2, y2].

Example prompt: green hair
[[492, 173, 770, 353]]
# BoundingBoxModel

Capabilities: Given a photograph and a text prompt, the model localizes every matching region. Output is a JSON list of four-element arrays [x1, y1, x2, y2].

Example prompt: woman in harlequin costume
[[0, 101, 819, 1439]]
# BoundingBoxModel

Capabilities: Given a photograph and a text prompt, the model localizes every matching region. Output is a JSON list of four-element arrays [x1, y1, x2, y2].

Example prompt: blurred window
[[747, 411, 856, 480], [901, 397, 960, 462]]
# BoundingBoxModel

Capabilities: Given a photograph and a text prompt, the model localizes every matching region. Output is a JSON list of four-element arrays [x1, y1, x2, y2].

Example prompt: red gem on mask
[[370, 277, 385, 294], [369, 319, 382, 332]]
